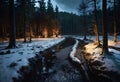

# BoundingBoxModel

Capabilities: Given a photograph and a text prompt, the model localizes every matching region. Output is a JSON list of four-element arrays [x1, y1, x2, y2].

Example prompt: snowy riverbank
[[0, 37, 65, 82]]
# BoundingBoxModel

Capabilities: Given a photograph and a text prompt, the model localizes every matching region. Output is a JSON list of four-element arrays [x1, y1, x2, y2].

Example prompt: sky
[[35, 0, 113, 15], [53, 0, 81, 15], [35, 0, 81, 15]]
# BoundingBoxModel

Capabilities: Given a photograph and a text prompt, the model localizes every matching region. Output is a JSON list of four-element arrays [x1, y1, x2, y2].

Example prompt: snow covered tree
[[102, 0, 108, 54]]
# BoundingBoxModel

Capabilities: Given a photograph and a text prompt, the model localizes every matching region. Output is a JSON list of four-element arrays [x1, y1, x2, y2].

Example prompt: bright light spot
[[43, 28, 48, 38]]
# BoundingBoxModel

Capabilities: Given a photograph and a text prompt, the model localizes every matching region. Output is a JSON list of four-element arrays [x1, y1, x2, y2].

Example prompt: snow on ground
[[70, 40, 81, 63], [73, 35, 120, 45], [0, 37, 65, 82], [84, 40, 120, 74]]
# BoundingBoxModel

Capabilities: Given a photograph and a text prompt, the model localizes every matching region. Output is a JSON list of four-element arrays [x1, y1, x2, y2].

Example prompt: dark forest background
[[0, 0, 120, 39]]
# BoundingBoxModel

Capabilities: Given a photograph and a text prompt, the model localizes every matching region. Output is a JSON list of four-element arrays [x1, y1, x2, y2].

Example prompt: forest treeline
[[0, 0, 60, 40], [0, 0, 120, 38], [0, 0, 120, 51]]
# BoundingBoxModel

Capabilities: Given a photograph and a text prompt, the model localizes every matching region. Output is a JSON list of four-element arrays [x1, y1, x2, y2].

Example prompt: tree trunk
[[23, 2, 26, 42], [102, 0, 108, 54], [7, 0, 16, 48], [0, 23, 3, 37], [29, 24, 32, 42], [93, 0, 100, 45], [83, 12, 87, 40], [114, 0, 117, 42]]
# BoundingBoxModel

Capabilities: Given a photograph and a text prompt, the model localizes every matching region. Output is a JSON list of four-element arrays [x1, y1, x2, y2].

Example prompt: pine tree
[[78, 0, 88, 40], [28, 0, 35, 42], [54, 5, 60, 37], [102, 0, 108, 54], [55, 5, 59, 19], [93, 0, 100, 45], [47, 0, 54, 18], [113, 0, 117, 42], [7, 0, 16, 48], [16, 0, 27, 42], [16, 0, 35, 41], [46, 0, 54, 37], [38, 0, 46, 37], [0, 0, 9, 38]]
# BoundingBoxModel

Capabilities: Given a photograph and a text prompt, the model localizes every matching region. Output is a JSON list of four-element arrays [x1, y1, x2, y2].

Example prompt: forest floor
[[0, 37, 65, 82], [0, 36, 120, 82], [13, 37, 86, 82], [74, 36, 120, 82]]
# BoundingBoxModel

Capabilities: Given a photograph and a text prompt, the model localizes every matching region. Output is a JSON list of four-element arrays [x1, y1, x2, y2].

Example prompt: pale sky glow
[[35, 0, 113, 15], [35, 0, 79, 14]]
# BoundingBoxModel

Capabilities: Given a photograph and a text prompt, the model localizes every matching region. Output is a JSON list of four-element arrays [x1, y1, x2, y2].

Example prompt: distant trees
[[113, 0, 117, 42], [0, 0, 119, 50], [38, 0, 46, 37], [46, 0, 55, 37], [7, 0, 16, 48], [53, 6, 60, 37], [78, 0, 89, 40], [93, 0, 100, 45], [0, 0, 9, 38], [59, 12, 81, 35], [15, 0, 60, 39], [36, 0, 60, 38], [16, 0, 35, 42]]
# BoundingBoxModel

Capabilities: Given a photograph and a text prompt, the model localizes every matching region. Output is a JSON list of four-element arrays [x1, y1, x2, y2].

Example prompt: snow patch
[[70, 40, 81, 63], [84, 42, 120, 75], [0, 37, 65, 82], [109, 48, 120, 54]]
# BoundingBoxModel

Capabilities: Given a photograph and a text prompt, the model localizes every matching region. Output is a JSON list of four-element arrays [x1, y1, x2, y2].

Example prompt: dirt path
[[45, 45, 84, 82], [55, 46, 72, 60]]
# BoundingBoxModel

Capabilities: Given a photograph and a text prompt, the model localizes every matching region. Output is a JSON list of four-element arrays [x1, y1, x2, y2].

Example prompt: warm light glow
[[43, 28, 48, 38], [52, 28, 59, 37]]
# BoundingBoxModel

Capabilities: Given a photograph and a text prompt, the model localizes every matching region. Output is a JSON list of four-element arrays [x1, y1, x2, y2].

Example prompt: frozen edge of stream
[[70, 39, 81, 63], [69, 39, 90, 81]]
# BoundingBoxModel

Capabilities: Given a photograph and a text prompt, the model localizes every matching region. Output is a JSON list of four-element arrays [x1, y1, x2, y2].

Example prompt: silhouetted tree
[[38, 0, 46, 37], [53, 5, 60, 37], [93, 0, 100, 45], [0, 0, 9, 38], [28, 0, 35, 42], [78, 0, 88, 40], [55, 5, 59, 19], [47, 0, 54, 18], [16, 0, 35, 41], [46, 0, 54, 37], [102, 0, 108, 54], [7, 0, 16, 48], [117, 0, 120, 35], [113, 0, 117, 42]]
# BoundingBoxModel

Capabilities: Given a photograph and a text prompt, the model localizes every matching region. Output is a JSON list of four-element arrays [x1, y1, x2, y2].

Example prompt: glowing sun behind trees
[[52, 28, 60, 37], [42, 27, 60, 38], [43, 28, 48, 38]]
